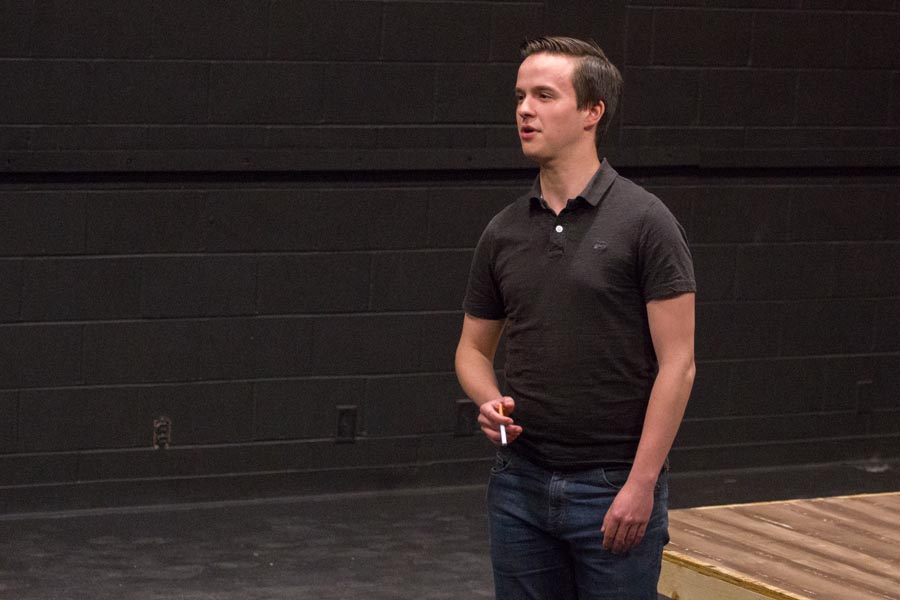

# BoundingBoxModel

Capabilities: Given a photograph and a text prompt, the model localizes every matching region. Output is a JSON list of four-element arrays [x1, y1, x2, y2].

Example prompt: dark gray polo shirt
[[463, 160, 695, 471]]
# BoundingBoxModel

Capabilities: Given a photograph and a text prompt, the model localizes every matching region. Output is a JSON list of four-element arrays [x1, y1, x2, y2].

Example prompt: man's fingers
[[478, 424, 521, 445], [621, 524, 640, 552], [479, 401, 516, 427], [609, 520, 649, 553], [482, 428, 501, 445], [603, 512, 649, 554], [601, 517, 618, 551], [631, 523, 647, 549], [478, 410, 507, 429], [613, 523, 627, 554], [477, 413, 504, 445], [477, 399, 520, 444]]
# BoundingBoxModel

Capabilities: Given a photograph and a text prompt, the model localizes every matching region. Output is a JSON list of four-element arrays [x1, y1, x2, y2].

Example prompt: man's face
[[515, 53, 589, 163]]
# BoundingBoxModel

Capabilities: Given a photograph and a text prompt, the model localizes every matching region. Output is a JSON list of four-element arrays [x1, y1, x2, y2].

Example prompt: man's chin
[[519, 144, 545, 163]]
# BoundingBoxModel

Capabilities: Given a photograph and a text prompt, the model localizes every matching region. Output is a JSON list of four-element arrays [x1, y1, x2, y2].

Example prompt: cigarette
[[498, 403, 508, 446]]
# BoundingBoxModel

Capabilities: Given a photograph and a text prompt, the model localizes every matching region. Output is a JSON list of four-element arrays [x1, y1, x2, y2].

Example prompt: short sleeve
[[638, 200, 696, 301], [462, 222, 507, 320]]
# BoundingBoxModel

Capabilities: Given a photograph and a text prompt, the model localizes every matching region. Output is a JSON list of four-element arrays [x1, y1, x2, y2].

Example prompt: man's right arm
[[455, 313, 521, 445]]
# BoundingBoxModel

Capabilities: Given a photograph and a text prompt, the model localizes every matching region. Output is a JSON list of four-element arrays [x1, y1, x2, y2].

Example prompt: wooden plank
[[737, 503, 899, 568], [660, 552, 800, 600], [665, 512, 875, 599], [733, 505, 900, 583], [851, 493, 900, 513], [688, 507, 899, 597], [794, 502, 900, 545], [661, 492, 900, 600]]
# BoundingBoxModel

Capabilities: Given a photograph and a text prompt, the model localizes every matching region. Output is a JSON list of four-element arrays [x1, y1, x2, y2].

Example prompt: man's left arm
[[601, 292, 696, 554]]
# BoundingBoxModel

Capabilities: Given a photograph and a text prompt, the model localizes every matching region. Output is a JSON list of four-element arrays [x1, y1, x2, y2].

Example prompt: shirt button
[[555, 225, 564, 233]]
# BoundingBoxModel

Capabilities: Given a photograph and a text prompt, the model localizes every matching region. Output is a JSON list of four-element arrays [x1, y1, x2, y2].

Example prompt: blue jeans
[[487, 450, 669, 600]]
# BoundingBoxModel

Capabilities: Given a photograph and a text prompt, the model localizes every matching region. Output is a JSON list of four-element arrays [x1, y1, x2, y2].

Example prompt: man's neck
[[538, 153, 601, 214]]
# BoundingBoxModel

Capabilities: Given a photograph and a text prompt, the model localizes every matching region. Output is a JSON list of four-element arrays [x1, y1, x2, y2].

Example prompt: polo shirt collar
[[528, 158, 618, 209]]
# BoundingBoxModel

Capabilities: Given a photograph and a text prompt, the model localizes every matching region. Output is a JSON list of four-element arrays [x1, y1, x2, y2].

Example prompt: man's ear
[[584, 100, 605, 131]]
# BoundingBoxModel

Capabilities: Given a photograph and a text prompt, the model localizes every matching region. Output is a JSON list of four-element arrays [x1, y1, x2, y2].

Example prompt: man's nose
[[518, 96, 534, 118]]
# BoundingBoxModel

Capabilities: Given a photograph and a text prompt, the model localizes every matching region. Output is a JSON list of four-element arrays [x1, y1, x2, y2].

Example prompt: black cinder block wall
[[1, 1, 898, 512]]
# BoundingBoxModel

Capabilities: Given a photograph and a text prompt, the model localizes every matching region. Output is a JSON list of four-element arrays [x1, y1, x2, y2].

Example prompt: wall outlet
[[336, 405, 357, 443], [153, 416, 172, 449]]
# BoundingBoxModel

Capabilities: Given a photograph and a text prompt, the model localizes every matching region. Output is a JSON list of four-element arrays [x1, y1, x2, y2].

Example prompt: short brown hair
[[520, 36, 622, 146]]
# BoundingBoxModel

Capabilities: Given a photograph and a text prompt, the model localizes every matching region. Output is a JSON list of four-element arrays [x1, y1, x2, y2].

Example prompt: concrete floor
[[1, 458, 898, 600], [0, 486, 492, 600]]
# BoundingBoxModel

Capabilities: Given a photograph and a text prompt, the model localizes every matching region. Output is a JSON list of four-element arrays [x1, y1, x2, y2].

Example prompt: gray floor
[[0, 486, 493, 600], [1, 458, 899, 600]]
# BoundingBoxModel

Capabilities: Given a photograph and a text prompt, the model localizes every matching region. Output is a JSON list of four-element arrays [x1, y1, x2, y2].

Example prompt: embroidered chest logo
[[592, 241, 608, 251]]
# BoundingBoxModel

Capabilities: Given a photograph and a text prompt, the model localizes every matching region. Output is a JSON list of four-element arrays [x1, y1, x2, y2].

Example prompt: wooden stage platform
[[659, 492, 900, 600]]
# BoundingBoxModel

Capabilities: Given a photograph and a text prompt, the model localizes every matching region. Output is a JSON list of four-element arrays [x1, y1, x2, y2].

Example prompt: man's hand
[[478, 397, 523, 446], [600, 480, 655, 554]]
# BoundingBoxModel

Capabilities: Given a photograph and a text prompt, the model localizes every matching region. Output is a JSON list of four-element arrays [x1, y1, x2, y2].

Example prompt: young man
[[455, 37, 696, 600]]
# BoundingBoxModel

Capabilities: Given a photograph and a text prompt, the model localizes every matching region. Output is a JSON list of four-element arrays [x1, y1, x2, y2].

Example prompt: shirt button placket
[[548, 220, 565, 258]]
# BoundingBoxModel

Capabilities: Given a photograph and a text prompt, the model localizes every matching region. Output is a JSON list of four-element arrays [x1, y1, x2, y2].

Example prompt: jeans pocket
[[490, 451, 513, 475], [599, 467, 629, 491], [600, 466, 668, 492]]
